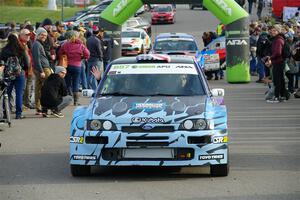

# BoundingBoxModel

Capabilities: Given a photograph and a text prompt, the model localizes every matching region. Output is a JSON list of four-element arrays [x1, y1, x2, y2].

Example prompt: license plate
[[123, 149, 174, 159]]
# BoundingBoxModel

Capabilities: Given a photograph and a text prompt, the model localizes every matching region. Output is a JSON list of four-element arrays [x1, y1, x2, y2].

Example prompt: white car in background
[[121, 28, 151, 56], [122, 17, 152, 36]]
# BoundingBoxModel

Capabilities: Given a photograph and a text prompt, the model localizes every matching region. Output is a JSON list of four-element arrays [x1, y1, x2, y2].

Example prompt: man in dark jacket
[[256, 26, 271, 82], [267, 24, 288, 103], [86, 26, 104, 90], [41, 66, 72, 118]]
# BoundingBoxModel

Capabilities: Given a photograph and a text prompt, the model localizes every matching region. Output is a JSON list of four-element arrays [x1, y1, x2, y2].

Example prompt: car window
[[153, 6, 172, 12], [154, 40, 198, 51], [121, 31, 141, 38], [125, 20, 139, 27], [98, 63, 205, 96]]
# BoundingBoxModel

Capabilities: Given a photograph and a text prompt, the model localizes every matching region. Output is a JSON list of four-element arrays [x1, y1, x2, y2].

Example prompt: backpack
[[292, 47, 300, 61], [5, 56, 22, 80], [282, 41, 291, 59]]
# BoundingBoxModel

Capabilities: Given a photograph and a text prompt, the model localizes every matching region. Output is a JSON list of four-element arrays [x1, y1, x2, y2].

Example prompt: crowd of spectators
[[248, 15, 300, 103], [0, 18, 112, 119]]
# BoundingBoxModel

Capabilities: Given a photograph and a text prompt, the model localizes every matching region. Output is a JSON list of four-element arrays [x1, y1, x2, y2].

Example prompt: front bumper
[[152, 17, 174, 24], [70, 130, 228, 167]]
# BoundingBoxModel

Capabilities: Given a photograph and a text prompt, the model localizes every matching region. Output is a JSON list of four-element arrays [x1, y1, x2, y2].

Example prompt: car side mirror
[[82, 89, 94, 98], [211, 88, 225, 97]]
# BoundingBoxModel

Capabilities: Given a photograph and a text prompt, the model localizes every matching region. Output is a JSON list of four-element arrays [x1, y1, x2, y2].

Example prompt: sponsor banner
[[203, 53, 220, 71], [199, 154, 224, 160], [109, 64, 197, 75], [283, 7, 299, 22], [131, 117, 165, 124], [73, 155, 97, 160], [203, 0, 248, 25], [70, 136, 84, 144], [132, 103, 165, 110]]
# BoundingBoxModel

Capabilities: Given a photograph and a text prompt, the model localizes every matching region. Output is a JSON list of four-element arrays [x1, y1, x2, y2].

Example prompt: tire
[[210, 164, 229, 177], [189, 5, 194, 10], [4, 94, 11, 128], [202, 6, 207, 10], [70, 164, 91, 176]]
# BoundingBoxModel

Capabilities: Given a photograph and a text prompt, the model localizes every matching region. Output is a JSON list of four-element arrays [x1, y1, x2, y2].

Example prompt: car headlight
[[194, 119, 207, 130], [180, 119, 212, 130], [87, 120, 116, 131], [102, 120, 113, 130], [183, 120, 194, 130], [90, 120, 102, 130]]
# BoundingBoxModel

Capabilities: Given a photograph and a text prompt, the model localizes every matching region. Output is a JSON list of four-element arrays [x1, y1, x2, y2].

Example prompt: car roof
[[111, 55, 195, 65], [156, 33, 195, 40]]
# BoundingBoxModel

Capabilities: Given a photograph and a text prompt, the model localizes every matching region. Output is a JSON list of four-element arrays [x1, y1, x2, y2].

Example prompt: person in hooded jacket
[[267, 24, 289, 103], [58, 30, 90, 105], [0, 33, 29, 119]]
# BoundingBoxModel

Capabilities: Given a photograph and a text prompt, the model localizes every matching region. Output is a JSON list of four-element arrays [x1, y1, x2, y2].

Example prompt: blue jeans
[[65, 65, 81, 93], [7, 74, 25, 117], [256, 58, 265, 80], [87, 60, 103, 90], [248, 0, 253, 14], [80, 60, 88, 89], [250, 52, 257, 73]]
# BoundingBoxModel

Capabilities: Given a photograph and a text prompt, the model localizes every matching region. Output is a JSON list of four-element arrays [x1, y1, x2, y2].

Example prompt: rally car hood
[[122, 38, 141, 44], [91, 96, 207, 124]]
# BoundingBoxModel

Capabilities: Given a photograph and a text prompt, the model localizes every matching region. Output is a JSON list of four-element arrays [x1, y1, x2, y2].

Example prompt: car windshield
[[154, 40, 198, 51], [98, 73, 204, 97], [125, 20, 139, 27], [121, 31, 140, 38], [153, 6, 172, 12]]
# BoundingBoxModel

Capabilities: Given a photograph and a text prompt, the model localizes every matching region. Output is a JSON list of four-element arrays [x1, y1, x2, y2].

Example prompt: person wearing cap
[[41, 18, 57, 70], [266, 24, 289, 103], [86, 26, 104, 90], [32, 27, 53, 115], [0, 33, 29, 119], [19, 28, 35, 109], [41, 66, 72, 118], [55, 21, 66, 41], [58, 30, 90, 106]]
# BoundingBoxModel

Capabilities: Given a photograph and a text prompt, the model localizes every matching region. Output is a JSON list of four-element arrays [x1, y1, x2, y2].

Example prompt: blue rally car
[[70, 54, 228, 176]]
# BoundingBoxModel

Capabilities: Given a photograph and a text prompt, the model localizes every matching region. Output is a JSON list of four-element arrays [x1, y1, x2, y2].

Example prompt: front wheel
[[70, 165, 91, 176], [4, 94, 11, 127], [210, 164, 229, 177]]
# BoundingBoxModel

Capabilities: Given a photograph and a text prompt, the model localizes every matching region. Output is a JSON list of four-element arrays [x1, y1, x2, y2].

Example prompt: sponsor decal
[[70, 136, 84, 144], [226, 39, 248, 46], [132, 103, 165, 110], [73, 155, 97, 160], [131, 117, 165, 124], [109, 64, 198, 75], [199, 154, 224, 160], [212, 0, 232, 16], [212, 136, 228, 144]]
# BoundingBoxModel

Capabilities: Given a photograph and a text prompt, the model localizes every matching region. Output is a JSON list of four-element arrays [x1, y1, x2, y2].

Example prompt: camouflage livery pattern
[[70, 95, 228, 167]]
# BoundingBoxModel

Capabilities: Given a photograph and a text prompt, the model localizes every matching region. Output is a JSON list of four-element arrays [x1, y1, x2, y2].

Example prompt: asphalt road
[[0, 5, 300, 200]]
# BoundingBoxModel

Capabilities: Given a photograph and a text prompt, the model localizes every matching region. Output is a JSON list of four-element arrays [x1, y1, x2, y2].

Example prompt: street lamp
[[61, 0, 64, 22]]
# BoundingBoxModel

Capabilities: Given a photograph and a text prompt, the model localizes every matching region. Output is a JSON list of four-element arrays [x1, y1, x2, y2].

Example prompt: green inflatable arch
[[99, 0, 250, 83]]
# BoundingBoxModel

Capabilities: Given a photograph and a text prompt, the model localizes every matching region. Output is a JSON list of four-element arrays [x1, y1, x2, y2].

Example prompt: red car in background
[[151, 4, 176, 24]]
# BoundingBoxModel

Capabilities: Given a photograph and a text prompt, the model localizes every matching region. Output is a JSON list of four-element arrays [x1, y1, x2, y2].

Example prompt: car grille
[[121, 126, 174, 133]]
